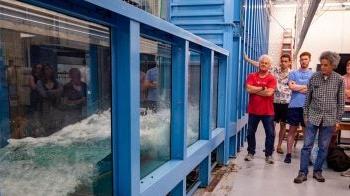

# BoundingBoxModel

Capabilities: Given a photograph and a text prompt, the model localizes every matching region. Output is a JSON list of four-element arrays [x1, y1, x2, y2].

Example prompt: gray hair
[[258, 54, 272, 64], [319, 51, 340, 68]]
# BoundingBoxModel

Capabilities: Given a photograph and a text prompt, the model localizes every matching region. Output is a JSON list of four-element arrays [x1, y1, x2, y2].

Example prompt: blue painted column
[[112, 19, 140, 196], [217, 55, 229, 164], [169, 38, 188, 196], [198, 48, 213, 187], [229, 0, 243, 158]]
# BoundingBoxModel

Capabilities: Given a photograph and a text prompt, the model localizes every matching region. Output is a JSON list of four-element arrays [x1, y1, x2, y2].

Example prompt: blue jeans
[[299, 122, 334, 174], [247, 114, 275, 156]]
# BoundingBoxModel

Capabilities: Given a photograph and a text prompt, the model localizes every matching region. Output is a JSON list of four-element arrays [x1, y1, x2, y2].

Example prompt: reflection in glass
[[140, 37, 171, 178], [124, 0, 169, 20], [0, 1, 112, 195], [187, 51, 201, 146], [211, 56, 219, 130]]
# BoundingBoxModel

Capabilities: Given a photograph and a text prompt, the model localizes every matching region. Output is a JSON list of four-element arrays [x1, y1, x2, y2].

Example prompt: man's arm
[[255, 88, 275, 97], [303, 78, 313, 123], [337, 80, 345, 123], [246, 84, 264, 94], [244, 53, 259, 67], [288, 81, 307, 93]]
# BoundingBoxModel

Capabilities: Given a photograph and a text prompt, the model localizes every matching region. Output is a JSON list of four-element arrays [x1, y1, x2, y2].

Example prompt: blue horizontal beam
[[171, 1, 224, 7], [85, 0, 229, 56], [140, 128, 225, 196]]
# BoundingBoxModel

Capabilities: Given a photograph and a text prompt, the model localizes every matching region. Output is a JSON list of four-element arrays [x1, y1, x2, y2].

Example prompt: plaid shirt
[[304, 71, 345, 126]]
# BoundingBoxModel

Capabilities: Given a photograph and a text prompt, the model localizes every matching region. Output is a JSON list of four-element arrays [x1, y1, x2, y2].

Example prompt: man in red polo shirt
[[245, 54, 277, 164]]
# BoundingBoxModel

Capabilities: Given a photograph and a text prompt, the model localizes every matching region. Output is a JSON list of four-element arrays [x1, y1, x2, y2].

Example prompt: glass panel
[[123, 0, 169, 20], [0, 1, 112, 195], [140, 37, 171, 178], [211, 56, 219, 130], [187, 50, 201, 146]]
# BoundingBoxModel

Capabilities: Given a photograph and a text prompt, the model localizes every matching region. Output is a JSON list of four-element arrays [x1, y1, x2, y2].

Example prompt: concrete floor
[[194, 124, 350, 196]]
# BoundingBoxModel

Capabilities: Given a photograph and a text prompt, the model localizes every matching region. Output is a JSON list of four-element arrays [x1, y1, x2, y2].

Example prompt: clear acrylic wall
[[140, 37, 172, 178], [0, 1, 112, 195]]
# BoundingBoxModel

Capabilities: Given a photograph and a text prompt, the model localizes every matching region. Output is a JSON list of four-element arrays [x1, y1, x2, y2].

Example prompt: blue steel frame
[[169, 0, 270, 167], [16, 0, 228, 195]]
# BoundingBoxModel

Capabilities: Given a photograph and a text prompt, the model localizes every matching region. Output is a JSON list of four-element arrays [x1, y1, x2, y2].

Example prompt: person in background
[[294, 51, 344, 183], [284, 52, 313, 164], [29, 63, 44, 113], [244, 53, 292, 154], [63, 68, 87, 125], [144, 61, 159, 112], [244, 54, 277, 164], [343, 60, 350, 104], [36, 64, 63, 136], [341, 59, 350, 177]]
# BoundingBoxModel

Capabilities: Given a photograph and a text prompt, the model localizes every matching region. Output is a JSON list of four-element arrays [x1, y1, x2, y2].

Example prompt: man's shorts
[[287, 107, 305, 127], [273, 103, 288, 123]]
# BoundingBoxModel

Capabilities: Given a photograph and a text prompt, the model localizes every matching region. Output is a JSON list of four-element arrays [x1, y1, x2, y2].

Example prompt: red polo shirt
[[246, 72, 276, 115]]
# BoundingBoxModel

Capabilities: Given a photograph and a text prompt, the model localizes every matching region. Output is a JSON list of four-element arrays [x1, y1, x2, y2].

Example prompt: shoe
[[244, 153, 254, 161], [284, 153, 291, 164], [265, 156, 274, 164], [341, 169, 350, 177], [294, 172, 307, 184], [313, 171, 325, 182], [276, 147, 284, 154]]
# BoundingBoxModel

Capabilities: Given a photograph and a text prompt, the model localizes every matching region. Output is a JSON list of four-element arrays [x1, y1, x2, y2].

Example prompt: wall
[[269, 5, 350, 70], [268, 5, 296, 66], [300, 9, 350, 70]]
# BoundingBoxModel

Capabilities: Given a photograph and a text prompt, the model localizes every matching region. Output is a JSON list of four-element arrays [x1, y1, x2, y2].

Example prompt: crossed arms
[[246, 84, 274, 97]]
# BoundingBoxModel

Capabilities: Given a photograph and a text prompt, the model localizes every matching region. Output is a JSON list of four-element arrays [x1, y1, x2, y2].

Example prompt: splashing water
[[0, 110, 111, 196], [0, 104, 199, 195]]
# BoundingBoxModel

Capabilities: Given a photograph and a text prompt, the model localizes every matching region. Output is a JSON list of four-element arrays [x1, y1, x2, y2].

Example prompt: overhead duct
[[294, 0, 321, 59]]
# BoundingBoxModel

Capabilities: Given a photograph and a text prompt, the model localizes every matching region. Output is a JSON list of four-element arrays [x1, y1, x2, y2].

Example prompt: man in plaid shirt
[[294, 51, 345, 184]]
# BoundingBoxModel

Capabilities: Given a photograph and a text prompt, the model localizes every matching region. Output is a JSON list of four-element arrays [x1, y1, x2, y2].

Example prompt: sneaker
[[265, 156, 274, 164], [341, 169, 350, 177], [276, 147, 284, 154], [313, 171, 325, 182], [244, 153, 254, 161], [294, 172, 307, 184], [284, 153, 291, 164]]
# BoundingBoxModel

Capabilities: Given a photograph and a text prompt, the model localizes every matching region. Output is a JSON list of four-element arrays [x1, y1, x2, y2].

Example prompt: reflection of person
[[140, 70, 147, 106], [244, 55, 276, 164], [284, 52, 313, 164], [294, 51, 344, 184], [343, 60, 350, 104], [37, 64, 63, 104], [36, 64, 63, 135], [63, 68, 87, 125], [144, 62, 158, 112], [29, 64, 44, 113]]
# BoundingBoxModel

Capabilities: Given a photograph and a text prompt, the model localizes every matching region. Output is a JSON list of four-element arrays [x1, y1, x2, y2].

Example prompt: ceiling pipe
[[294, 0, 321, 59]]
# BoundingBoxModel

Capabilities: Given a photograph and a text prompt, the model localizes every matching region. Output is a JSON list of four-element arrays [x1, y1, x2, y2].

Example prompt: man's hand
[[335, 123, 340, 132], [303, 117, 308, 127]]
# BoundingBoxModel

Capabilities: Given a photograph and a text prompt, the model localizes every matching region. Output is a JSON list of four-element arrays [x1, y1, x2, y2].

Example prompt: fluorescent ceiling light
[[20, 33, 35, 38]]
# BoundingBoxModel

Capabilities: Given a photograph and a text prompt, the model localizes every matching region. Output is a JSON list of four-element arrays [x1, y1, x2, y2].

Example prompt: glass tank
[[211, 56, 219, 130], [187, 50, 201, 146], [123, 0, 169, 20], [0, 1, 112, 195], [140, 37, 171, 178]]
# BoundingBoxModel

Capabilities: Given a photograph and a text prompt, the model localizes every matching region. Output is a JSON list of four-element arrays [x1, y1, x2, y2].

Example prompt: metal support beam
[[295, 0, 321, 57]]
